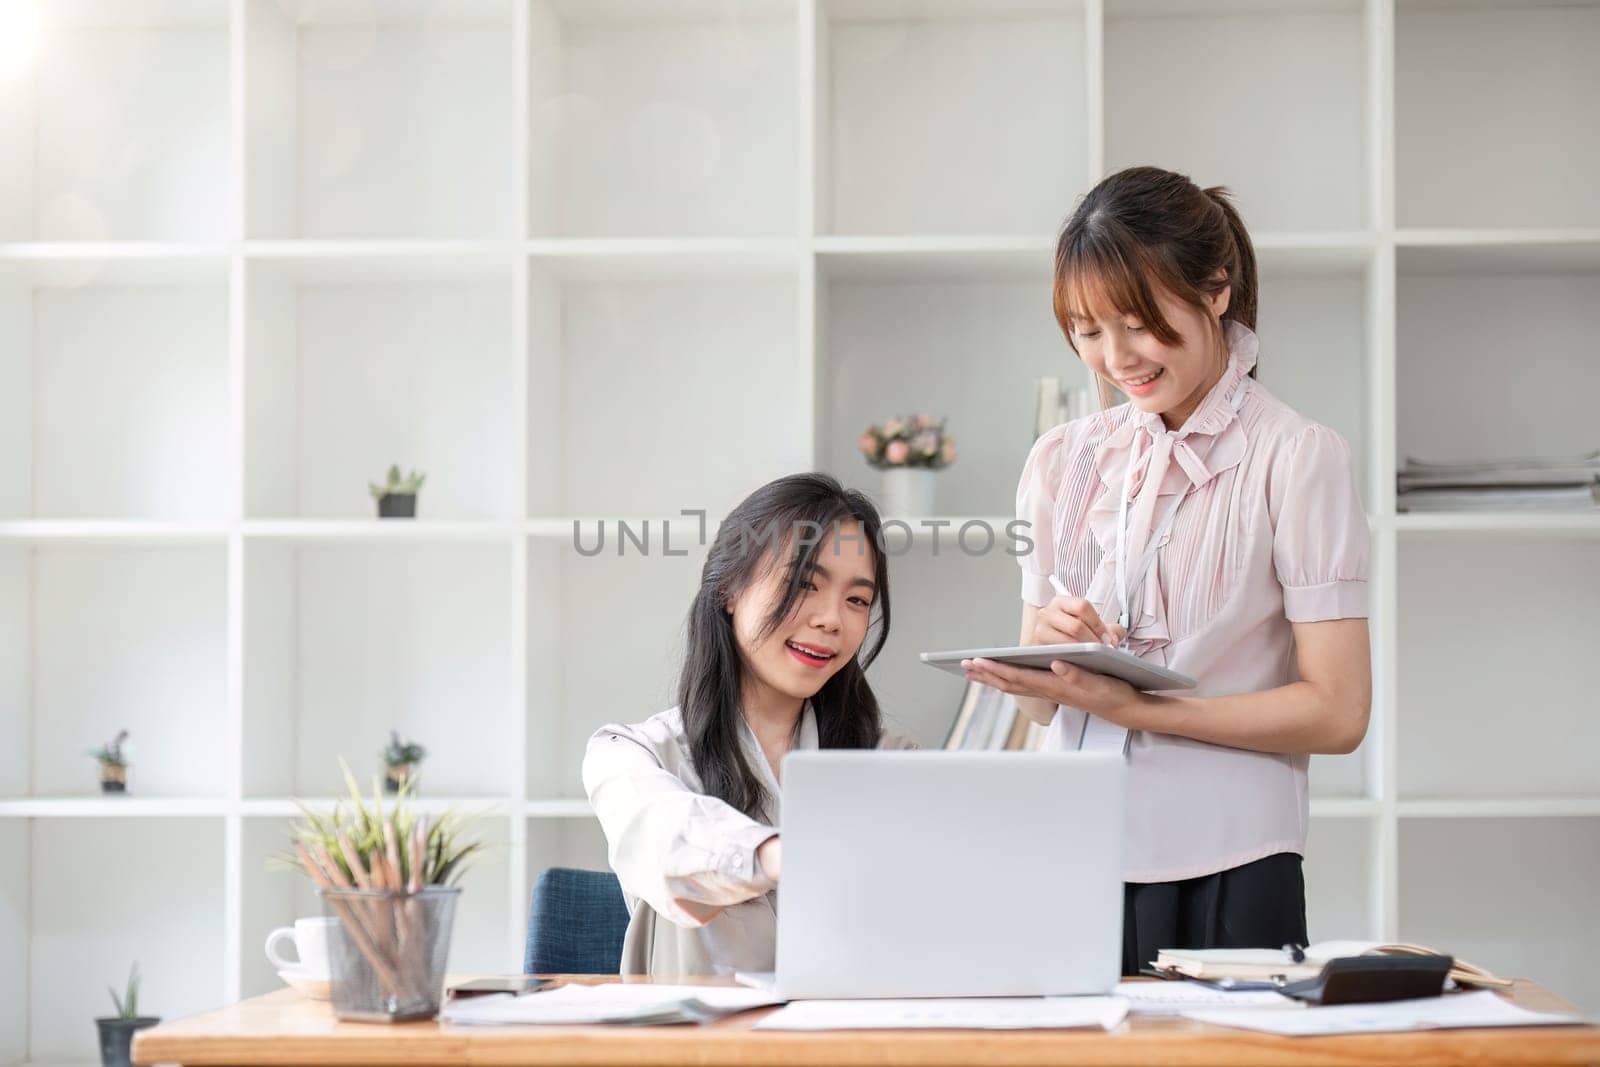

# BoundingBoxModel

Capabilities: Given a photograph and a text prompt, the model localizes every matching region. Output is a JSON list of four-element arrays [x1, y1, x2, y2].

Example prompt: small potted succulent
[[858, 413, 957, 517], [96, 962, 159, 1067], [87, 730, 130, 794], [382, 731, 426, 794], [369, 465, 426, 518]]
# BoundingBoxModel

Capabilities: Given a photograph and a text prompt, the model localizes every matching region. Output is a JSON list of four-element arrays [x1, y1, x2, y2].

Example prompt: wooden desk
[[135, 976, 1600, 1067]]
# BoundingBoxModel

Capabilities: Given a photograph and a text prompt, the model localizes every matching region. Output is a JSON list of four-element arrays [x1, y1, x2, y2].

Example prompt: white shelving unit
[[2, 0, 1598, 1059]]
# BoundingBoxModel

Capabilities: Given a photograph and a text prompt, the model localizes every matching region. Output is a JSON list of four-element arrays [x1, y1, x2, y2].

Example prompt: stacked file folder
[[1396, 450, 1600, 512]]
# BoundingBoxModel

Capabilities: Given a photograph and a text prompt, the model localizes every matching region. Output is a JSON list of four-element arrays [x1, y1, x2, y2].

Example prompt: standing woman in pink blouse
[[961, 166, 1372, 976]]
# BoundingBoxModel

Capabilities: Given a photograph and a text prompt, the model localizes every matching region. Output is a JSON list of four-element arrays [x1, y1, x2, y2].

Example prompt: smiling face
[[1067, 278, 1232, 431], [725, 521, 879, 712]]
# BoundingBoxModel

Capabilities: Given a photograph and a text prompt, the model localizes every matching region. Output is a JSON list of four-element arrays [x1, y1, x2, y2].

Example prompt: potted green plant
[[369, 465, 426, 518], [382, 731, 426, 794], [96, 962, 159, 1067], [858, 413, 957, 517], [283, 765, 481, 1021], [87, 730, 130, 794]]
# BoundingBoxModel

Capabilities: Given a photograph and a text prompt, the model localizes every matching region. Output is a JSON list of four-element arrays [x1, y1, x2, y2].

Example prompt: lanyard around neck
[[1114, 378, 1250, 641]]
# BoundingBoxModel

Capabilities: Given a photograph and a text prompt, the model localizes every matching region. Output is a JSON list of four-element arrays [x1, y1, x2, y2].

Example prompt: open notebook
[[1154, 942, 1513, 990]]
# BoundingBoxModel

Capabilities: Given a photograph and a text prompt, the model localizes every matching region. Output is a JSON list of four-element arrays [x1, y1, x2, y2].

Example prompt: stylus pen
[[1048, 573, 1123, 647]]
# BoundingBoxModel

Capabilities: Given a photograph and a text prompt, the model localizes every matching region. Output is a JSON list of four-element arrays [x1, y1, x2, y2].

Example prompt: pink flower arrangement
[[858, 414, 956, 470]]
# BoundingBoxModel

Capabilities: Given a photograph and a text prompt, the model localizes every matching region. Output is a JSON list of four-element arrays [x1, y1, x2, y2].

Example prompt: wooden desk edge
[[134, 977, 1600, 1067]]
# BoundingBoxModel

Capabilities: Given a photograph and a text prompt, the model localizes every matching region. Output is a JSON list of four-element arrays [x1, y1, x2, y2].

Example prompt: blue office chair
[[524, 867, 631, 975]]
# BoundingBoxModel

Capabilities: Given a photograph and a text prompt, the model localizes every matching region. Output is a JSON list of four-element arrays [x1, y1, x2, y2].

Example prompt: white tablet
[[920, 643, 1197, 692]]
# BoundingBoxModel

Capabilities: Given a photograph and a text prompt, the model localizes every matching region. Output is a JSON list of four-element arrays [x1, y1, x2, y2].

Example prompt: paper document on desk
[[1078, 713, 1130, 755], [1185, 990, 1585, 1036], [1113, 981, 1295, 1015], [440, 983, 784, 1026], [754, 996, 1130, 1031]]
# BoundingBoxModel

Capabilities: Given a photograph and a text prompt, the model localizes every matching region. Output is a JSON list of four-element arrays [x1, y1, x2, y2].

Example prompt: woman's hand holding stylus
[[1029, 593, 1127, 648]]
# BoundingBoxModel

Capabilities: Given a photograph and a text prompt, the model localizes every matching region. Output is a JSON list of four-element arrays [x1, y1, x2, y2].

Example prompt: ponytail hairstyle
[[678, 472, 891, 822], [1052, 166, 1259, 409]]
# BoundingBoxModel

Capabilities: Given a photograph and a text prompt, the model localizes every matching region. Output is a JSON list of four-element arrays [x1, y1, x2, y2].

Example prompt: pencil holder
[[319, 886, 459, 1022]]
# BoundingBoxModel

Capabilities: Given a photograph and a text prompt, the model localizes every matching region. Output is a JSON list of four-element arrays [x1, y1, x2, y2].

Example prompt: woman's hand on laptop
[[756, 836, 782, 882], [1030, 595, 1126, 647], [963, 654, 1148, 728]]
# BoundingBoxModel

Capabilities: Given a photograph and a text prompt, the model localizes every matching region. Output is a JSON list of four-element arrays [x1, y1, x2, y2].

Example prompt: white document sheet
[[440, 982, 784, 1026], [1078, 713, 1131, 754], [1113, 981, 1295, 1015], [753, 996, 1130, 1031], [1185, 990, 1584, 1036]]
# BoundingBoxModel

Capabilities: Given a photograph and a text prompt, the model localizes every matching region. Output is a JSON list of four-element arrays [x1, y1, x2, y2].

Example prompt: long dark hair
[[1053, 165, 1259, 407], [678, 473, 891, 821]]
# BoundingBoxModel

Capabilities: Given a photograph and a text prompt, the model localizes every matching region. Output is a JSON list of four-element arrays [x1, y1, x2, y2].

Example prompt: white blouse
[[583, 703, 914, 977], [1017, 322, 1370, 883]]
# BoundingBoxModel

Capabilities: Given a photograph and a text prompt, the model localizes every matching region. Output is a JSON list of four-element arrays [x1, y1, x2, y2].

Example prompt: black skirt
[[1122, 851, 1308, 977]]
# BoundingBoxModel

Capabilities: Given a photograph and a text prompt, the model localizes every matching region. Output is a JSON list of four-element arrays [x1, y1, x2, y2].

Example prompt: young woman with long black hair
[[583, 472, 910, 977]]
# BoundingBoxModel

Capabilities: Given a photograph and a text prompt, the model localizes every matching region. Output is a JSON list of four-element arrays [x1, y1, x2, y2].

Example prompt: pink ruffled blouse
[[1016, 321, 1369, 883]]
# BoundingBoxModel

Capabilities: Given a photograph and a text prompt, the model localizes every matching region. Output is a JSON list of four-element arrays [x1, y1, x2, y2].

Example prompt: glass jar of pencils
[[319, 886, 460, 1022]]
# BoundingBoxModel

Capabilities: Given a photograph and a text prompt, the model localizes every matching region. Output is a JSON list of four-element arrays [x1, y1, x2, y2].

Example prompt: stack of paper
[[1113, 981, 1295, 1015], [1397, 451, 1600, 512], [440, 983, 784, 1026], [753, 996, 1130, 1031], [1186, 989, 1585, 1036]]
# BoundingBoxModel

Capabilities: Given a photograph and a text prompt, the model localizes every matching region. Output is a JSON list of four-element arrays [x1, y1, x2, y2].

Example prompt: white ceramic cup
[[264, 917, 337, 977]]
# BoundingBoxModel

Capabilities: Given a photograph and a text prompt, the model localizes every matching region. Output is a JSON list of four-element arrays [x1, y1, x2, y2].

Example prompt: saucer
[[277, 968, 332, 1000]]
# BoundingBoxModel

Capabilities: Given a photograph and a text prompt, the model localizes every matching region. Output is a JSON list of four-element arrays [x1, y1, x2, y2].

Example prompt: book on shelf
[[942, 681, 986, 750], [985, 692, 1019, 749], [1001, 706, 1033, 750], [1398, 484, 1599, 512], [1397, 449, 1600, 511], [944, 681, 1050, 752]]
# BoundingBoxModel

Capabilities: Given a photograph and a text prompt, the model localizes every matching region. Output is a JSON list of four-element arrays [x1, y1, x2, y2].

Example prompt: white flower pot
[[881, 467, 937, 517]]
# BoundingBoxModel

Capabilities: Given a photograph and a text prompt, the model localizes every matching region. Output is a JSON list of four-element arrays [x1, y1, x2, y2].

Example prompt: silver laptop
[[741, 750, 1124, 999]]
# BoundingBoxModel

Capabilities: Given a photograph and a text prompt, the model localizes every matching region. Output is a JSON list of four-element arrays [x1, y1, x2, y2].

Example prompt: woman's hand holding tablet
[[923, 574, 1194, 729], [926, 645, 1190, 730]]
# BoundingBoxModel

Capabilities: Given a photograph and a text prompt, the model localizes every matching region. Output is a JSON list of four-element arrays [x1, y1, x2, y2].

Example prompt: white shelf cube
[[1105, 0, 1368, 233], [527, 254, 806, 519], [1397, 537, 1599, 800], [528, 0, 799, 237], [0, 544, 227, 800], [0, 257, 230, 521], [528, 536, 706, 800], [1253, 248, 1373, 507], [245, 252, 517, 520], [818, 248, 1085, 517], [1397, 1, 1600, 229], [820, 0, 1090, 235], [244, 0, 515, 238], [243, 542, 513, 798], [1397, 244, 1600, 467], [26, 818, 226, 1063], [0, 1, 231, 241]]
